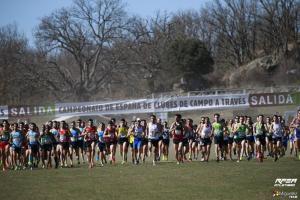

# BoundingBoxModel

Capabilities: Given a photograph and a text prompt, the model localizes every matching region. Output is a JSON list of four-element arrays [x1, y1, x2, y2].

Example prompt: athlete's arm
[[253, 123, 256, 134], [211, 125, 214, 137], [9, 132, 12, 144], [290, 118, 298, 128], [145, 124, 149, 137], [169, 122, 176, 133]]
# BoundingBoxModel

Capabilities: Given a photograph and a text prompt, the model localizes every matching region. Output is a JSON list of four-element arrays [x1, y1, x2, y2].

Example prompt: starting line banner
[[0, 91, 299, 119], [56, 93, 249, 117]]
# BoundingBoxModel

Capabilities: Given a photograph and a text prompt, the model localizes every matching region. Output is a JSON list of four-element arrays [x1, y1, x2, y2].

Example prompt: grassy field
[[0, 155, 299, 200]]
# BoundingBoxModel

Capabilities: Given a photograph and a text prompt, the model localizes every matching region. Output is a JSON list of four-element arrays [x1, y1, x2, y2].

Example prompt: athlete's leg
[[207, 144, 211, 161], [91, 142, 96, 167], [174, 143, 179, 163]]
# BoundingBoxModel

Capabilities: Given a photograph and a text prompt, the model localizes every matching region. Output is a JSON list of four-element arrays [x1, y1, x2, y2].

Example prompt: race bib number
[[175, 130, 181, 135]]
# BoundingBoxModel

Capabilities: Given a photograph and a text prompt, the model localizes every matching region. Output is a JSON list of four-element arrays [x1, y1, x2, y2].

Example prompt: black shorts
[[273, 137, 282, 144], [234, 136, 246, 143], [71, 141, 79, 149], [266, 134, 273, 142], [149, 139, 159, 147], [201, 138, 212, 146], [11, 145, 22, 154], [105, 141, 117, 147], [223, 139, 228, 146], [182, 139, 189, 147], [246, 136, 255, 143], [162, 139, 170, 145], [28, 143, 39, 153], [86, 140, 97, 148], [228, 137, 234, 144], [77, 140, 84, 149], [142, 138, 148, 146], [98, 142, 106, 152], [52, 142, 58, 149], [118, 137, 128, 145], [173, 138, 182, 145], [41, 144, 52, 152], [255, 135, 266, 146], [214, 135, 223, 145], [60, 142, 69, 150], [129, 142, 133, 148], [158, 136, 163, 141], [191, 138, 198, 143]]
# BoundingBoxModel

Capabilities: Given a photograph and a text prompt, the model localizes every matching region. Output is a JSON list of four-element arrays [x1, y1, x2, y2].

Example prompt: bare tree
[[258, 0, 299, 55], [35, 0, 129, 101]]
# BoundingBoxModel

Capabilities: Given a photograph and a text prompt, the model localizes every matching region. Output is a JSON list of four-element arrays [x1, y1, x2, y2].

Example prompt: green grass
[[0, 156, 299, 200]]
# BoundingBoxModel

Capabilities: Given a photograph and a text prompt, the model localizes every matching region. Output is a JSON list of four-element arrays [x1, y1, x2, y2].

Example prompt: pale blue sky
[[0, 0, 208, 46]]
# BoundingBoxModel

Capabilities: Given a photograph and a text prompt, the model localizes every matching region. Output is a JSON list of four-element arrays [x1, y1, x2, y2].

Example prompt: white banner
[[55, 94, 249, 117], [0, 106, 8, 119]]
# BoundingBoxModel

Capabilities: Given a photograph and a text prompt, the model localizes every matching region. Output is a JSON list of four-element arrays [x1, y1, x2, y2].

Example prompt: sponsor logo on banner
[[56, 94, 249, 117], [8, 105, 55, 117], [0, 106, 8, 119], [249, 92, 297, 107]]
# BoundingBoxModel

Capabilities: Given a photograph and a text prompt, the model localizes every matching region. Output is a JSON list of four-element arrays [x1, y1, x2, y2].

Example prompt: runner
[[282, 120, 289, 157], [288, 125, 297, 157], [19, 122, 27, 169], [128, 121, 135, 164], [169, 114, 184, 165], [157, 118, 163, 162], [77, 120, 85, 164], [184, 118, 194, 161], [162, 121, 170, 161], [27, 123, 40, 169], [132, 119, 144, 165], [58, 121, 71, 168], [0, 120, 10, 171], [97, 122, 106, 166], [245, 116, 254, 160], [9, 123, 23, 170], [50, 121, 60, 168], [104, 120, 117, 164], [141, 119, 148, 163], [290, 110, 300, 160], [182, 119, 193, 161], [147, 115, 160, 166], [196, 117, 206, 161], [212, 113, 224, 162], [40, 124, 54, 168], [225, 119, 234, 161], [198, 117, 212, 162], [232, 116, 239, 156], [271, 115, 284, 162], [83, 119, 98, 168], [265, 117, 273, 157], [117, 119, 129, 164], [221, 119, 228, 160], [253, 115, 266, 162], [70, 121, 81, 166], [233, 116, 248, 162]]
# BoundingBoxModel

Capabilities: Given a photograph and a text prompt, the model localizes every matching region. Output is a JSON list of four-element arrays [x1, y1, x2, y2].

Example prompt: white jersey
[[148, 123, 159, 139], [201, 125, 212, 138], [273, 123, 283, 138]]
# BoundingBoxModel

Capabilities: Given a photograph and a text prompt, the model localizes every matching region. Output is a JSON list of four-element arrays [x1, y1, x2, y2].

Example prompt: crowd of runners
[[0, 109, 300, 171]]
